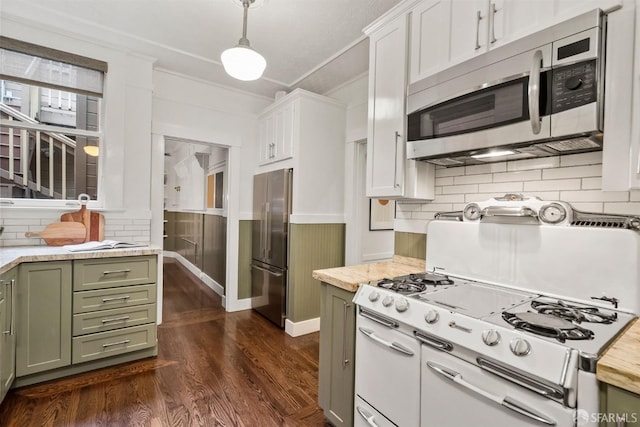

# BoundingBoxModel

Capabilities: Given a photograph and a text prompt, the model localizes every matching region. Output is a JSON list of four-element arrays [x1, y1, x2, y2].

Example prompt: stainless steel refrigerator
[[251, 168, 292, 328]]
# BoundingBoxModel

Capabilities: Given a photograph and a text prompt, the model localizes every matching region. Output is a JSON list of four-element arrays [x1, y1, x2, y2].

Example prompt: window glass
[[0, 50, 103, 201]]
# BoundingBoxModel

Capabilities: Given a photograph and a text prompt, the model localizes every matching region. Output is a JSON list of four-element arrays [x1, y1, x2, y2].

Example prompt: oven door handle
[[356, 406, 380, 427], [358, 327, 415, 356], [427, 361, 557, 425]]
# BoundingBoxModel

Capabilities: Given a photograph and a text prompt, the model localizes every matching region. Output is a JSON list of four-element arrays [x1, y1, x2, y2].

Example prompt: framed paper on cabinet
[[369, 199, 395, 231]]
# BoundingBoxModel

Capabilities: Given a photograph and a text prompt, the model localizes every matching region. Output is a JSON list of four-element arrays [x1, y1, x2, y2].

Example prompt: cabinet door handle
[[102, 269, 131, 275], [394, 131, 401, 188], [101, 315, 131, 324], [2, 280, 15, 336], [475, 10, 483, 50], [101, 295, 131, 303], [102, 339, 131, 348], [342, 302, 350, 367], [490, 3, 497, 44]]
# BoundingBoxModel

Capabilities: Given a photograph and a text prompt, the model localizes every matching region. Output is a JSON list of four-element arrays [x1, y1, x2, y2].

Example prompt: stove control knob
[[368, 290, 380, 302], [382, 295, 394, 307], [395, 297, 409, 312], [424, 310, 439, 324], [481, 329, 501, 346], [510, 338, 531, 357]]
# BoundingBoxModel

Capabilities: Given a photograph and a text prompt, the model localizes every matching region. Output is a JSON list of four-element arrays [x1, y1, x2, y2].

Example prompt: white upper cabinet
[[366, 11, 435, 200], [410, 0, 452, 82], [409, 0, 622, 84], [258, 97, 295, 165]]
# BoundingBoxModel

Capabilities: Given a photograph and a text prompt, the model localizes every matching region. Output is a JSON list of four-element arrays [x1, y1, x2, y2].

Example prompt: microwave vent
[[545, 137, 600, 152], [428, 158, 465, 167]]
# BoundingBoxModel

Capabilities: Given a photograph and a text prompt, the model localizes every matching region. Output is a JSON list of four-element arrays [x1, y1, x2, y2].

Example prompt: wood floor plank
[[0, 259, 328, 426]]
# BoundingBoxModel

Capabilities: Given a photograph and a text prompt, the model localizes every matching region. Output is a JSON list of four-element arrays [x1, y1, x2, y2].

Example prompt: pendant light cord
[[240, 0, 254, 44]]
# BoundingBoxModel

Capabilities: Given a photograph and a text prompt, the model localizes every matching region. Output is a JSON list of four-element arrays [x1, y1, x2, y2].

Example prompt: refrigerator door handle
[[266, 202, 272, 259], [262, 202, 268, 259], [252, 264, 284, 277]]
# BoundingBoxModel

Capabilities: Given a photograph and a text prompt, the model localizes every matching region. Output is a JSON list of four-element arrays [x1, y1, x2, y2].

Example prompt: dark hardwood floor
[[0, 259, 327, 426]]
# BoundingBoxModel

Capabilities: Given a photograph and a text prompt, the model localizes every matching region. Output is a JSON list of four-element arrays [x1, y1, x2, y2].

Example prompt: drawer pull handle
[[101, 316, 131, 324], [101, 296, 130, 303], [102, 339, 131, 348], [102, 269, 132, 275]]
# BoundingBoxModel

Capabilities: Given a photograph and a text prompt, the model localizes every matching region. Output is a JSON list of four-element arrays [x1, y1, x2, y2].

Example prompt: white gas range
[[353, 195, 640, 427]]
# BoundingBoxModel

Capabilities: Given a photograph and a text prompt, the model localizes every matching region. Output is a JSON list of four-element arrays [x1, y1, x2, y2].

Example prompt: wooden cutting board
[[60, 194, 105, 242], [25, 222, 87, 246]]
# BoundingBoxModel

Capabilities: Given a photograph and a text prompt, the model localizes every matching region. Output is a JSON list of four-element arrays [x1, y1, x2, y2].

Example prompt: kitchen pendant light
[[220, 0, 266, 81]]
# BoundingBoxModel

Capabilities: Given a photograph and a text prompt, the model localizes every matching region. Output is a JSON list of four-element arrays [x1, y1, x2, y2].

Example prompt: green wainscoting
[[203, 214, 227, 288], [289, 223, 345, 323], [394, 231, 427, 260], [237, 220, 253, 300]]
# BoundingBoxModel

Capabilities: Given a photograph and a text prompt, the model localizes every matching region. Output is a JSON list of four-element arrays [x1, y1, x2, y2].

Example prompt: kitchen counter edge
[[597, 317, 640, 395], [312, 255, 426, 293], [0, 245, 162, 275]]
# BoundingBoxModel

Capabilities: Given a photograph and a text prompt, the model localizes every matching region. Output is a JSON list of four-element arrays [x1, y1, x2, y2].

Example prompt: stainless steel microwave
[[406, 9, 605, 166]]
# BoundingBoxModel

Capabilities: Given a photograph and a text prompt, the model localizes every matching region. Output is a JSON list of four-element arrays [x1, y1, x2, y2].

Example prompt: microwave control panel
[[551, 59, 597, 114]]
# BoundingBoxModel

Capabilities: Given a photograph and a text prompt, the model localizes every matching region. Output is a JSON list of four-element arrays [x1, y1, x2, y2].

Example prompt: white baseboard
[[199, 272, 225, 297], [285, 317, 320, 337], [225, 298, 252, 312]]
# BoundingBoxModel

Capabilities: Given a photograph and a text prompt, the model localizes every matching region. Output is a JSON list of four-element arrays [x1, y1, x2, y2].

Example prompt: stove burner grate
[[377, 278, 426, 294], [502, 311, 594, 342], [530, 300, 617, 324], [377, 272, 455, 294]]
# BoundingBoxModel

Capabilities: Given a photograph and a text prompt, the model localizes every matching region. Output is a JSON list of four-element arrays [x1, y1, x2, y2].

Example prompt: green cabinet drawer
[[73, 256, 157, 291], [73, 304, 157, 336], [73, 284, 157, 314], [72, 324, 157, 364]]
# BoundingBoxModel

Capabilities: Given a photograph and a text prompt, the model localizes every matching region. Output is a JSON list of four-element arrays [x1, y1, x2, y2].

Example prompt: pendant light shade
[[221, 0, 266, 81]]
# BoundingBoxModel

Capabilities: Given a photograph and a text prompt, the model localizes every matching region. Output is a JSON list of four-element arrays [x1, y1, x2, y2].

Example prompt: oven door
[[354, 314, 421, 427], [421, 345, 575, 427]]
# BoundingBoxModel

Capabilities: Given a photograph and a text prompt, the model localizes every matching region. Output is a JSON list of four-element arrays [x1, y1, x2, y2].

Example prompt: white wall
[[325, 74, 394, 264], [396, 152, 640, 234]]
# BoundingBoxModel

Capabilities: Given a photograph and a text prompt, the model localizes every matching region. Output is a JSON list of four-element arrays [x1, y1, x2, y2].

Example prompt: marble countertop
[[312, 255, 426, 293], [597, 318, 640, 395], [0, 245, 162, 275]]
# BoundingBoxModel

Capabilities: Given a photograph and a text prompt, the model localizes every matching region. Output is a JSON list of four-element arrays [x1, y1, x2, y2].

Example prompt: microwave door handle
[[528, 50, 543, 134]]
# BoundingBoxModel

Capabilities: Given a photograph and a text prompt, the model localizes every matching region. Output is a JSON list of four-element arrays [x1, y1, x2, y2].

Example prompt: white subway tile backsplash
[[465, 163, 507, 175], [3, 219, 41, 226], [507, 157, 560, 171], [442, 184, 479, 194], [454, 174, 493, 185], [603, 203, 640, 215], [524, 179, 581, 192], [420, 203, 455, 212], [396, 203, 422, 212], [560, 152, 603, 167], [581, 177, 602, 190], [411, 211, 437, 220], [435, 166, 465, 178], [431, 194, 466, 203], [543, 165, 601, 180], [630, 191, 640, 202], [478, 182, 523, 193], [435, 177, 454, 186], [560, 190, 629, 202], [523, 191, 560, 200], [493, 170, 541, 183], [465, 193, 510, 202], [568, 202, 603, 212]]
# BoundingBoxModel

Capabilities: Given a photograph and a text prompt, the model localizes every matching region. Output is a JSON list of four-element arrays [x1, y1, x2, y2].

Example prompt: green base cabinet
[[600, 384, 640, 427], [0, 267, 17, 403], [318, 282, 356, 427], [17, 261, 72, 377]]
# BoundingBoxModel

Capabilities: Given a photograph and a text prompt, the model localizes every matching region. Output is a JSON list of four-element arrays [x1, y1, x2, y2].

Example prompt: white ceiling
[[1, 0, 402, 98]]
